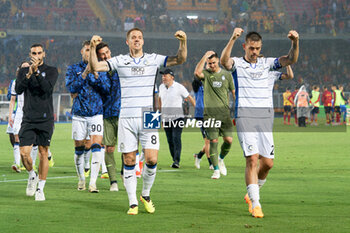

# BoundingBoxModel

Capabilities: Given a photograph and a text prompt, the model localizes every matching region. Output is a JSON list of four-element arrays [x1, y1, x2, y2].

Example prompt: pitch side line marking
[[0, 176, 76, 183], [0, 170, 179, 183]]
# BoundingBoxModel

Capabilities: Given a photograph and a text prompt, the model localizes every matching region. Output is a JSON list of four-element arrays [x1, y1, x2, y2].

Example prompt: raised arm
[[166, 31, 187, 67], [89, 35, 109, 72], [281, 65, 294, 80], [278, 30, 299, 67], [194, 51, 215, 79], [186, 95, 196, 108], [220, 27, 244, 70]]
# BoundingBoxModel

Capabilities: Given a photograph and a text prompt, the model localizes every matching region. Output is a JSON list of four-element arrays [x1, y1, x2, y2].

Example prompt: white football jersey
[[231, 56, 281, 117], [107, 53, 167, 118], [11, 80, 24, 115]]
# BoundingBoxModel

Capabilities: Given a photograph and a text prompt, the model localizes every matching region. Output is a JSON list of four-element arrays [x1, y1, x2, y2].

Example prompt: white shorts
[[236, 118, 275, 159], [13, 112, 23, 135], [118, 117, 159, 153], [6, 121, 13, 134], [72, 115, 103, 140]]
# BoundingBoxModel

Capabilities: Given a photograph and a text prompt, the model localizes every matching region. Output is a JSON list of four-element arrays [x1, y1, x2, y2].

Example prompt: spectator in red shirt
[[322, 86, 333, 125]]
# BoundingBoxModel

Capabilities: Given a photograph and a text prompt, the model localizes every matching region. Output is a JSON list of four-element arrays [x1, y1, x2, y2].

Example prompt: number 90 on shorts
[[72, 115, 104, 140]]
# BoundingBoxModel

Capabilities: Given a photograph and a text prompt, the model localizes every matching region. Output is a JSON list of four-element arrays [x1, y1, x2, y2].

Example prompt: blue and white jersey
[[231, 56, 282, 118], [107, 53, 167, 118], [194, 85, 204, 118], [66, 61, 111, 117], [10, 80, 24, 115], [103, 70, 121, 119]]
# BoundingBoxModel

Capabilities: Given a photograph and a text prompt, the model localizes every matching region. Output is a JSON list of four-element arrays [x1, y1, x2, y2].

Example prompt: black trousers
[[298, 117, 306, 127], [164, 118, 184, 165]]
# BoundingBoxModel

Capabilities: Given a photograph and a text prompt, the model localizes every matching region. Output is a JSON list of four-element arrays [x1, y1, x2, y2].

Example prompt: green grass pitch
[[0, 122, 349, 233]]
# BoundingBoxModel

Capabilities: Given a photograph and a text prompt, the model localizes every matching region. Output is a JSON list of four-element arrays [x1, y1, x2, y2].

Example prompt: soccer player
[[192, 78, 212, 170], [66, 40, 110, 193], [322, 86, 333, 125], [6, 79, 16, 148], [310, 85, 320, 125], [338, 85, 347, 124], [8, 62, 38, 173], [282, 87, 293, 125], [194, 51, 235, 179], [15, 43, 58, 201], [89, 28, 187, 215], [220, 28, 299, 217], [158, 68, 195, 168], [332, 84, 346, 125], [96, 42, 121, 191]]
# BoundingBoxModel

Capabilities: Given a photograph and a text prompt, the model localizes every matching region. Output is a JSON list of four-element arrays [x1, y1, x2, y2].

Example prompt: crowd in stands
[[1, 0, 349, 34], [293, 0, 350, 34]]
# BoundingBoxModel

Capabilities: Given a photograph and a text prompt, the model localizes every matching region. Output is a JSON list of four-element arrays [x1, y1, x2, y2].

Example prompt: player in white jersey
[[8, 62, 38, 172], [221, 28, 299, 218], [89, 28, 187, 215]]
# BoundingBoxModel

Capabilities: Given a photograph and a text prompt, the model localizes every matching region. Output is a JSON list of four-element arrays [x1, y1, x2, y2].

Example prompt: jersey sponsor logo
[[213, 81, 222, 88], [143, 110, 161, 129], [249, 72, 263, 79], [131, 67, 145, 75]]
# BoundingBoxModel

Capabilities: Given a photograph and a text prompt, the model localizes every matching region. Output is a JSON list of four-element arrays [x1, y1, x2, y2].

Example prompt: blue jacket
[[103, 70, 121, 118], [65, 61, 110, 117], [194, 85, 204, 118]]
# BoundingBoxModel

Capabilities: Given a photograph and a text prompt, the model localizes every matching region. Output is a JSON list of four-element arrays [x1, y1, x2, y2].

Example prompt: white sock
[[100, 147, 107, 174], [31, 145, 38, 165], [89, 150, 102, 186], [38, 180, 46, 191], [141, 163, 157, 197], [247, 184, 261, 209], [48, 148, 52, 159], [13, 143, 20, 165], [258, 179, 266, 189], [124, 165, 138, 206], [28, 169, 36, 179], [135, 152, 140, 172], [140, 151, 145, 162], [74, 154, 85, 181], [84, 149, 91, 170]]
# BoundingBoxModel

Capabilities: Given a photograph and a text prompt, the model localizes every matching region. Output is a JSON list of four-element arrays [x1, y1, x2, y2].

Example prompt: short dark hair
[[245, 31, 262, 42], [208, 52, 219, 60], [286, 87, 290, 91], [30, 43, 44, 50], [126, 27, 143, 39], [96, 42, 109, 53], [82, 40, 90, 48]]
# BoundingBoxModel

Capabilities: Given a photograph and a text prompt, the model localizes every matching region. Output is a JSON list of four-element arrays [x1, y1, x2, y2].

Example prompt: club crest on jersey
[[131, 67, 145, 75], [213, 81, 222, 88], [42, 72, 46, 77], [221, 76, 225, 80]]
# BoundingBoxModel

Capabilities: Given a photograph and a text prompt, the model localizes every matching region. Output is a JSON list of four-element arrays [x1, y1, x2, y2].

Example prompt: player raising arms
[[220, 28, 299, 217], [89, 28, 187, 215]]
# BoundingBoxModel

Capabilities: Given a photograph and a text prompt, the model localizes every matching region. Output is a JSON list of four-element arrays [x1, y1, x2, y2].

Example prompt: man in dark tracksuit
[[15, 43, 58, 201]]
